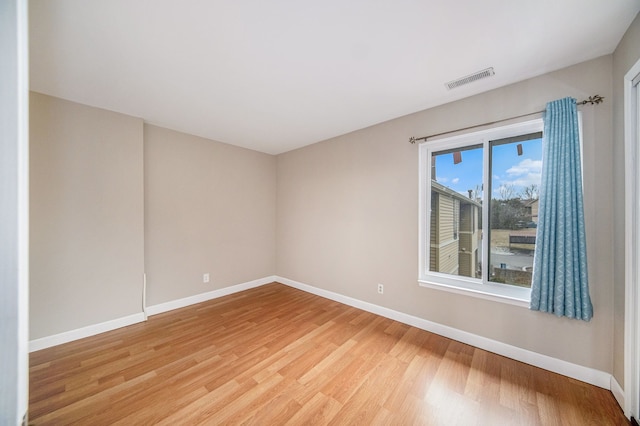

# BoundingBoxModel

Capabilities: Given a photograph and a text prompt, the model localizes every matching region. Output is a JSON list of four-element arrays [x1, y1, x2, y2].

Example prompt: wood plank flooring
[[29, 283, 628, 425]]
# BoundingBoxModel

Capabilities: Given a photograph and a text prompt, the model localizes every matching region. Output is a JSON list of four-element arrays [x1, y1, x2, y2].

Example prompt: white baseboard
[[276, 276, 613, 391], [28, 273, 619, 406], [29, 276, 277, 352], [29, 312, 146, 353], [611, 375, 625, 411], [145, 276, 277, 316]]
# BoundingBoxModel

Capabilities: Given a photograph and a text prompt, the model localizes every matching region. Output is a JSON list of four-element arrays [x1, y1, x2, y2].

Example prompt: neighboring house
[[430, 180, 481, 278], [522, 198, 539, 223]]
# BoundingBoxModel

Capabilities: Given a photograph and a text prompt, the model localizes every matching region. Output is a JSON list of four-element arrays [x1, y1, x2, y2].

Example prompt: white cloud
[[502, 158, 542, 188], [452, 177, 460, 184], [506, 158, 542, 177]]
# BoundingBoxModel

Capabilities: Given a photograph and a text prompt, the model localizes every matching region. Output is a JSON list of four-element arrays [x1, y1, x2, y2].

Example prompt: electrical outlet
[[203, 273, 210, 283], [377, 283, 384, 294]]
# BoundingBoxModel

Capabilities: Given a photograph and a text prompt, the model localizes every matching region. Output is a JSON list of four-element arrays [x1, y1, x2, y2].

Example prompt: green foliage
[[490, 198, 529, 229]]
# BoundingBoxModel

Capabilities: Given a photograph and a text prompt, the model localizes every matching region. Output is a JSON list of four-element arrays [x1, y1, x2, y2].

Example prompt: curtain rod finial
[[577, 95, 604, 106], [409, 136, 416, 144]]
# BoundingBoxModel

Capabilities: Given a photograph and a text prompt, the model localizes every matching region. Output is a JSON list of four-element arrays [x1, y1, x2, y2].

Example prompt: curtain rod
[[408, 95, 604, 144]]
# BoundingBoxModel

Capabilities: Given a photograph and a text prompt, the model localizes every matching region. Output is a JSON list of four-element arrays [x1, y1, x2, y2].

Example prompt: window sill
[[418, 278, 531, 308]]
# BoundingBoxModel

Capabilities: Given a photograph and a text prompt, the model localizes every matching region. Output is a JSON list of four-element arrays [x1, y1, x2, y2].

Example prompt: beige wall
[[144, 125, 276, 306], [30, 92, 145, 339], [277, 55, 615, 372], [29, 96, 277, 340], [612, 12, 640, 386]]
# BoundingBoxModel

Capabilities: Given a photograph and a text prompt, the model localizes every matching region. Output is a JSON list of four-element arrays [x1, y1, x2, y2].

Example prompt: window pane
[[430, 145, 483, 279], [488, 135, 542, 287]]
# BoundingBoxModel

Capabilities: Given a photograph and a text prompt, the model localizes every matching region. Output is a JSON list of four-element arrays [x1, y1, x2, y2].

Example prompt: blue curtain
[[530, 97, 593, 321]]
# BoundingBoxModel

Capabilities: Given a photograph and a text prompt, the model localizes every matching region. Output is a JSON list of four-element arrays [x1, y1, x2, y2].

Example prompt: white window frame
[[418, 118, 544, 307]]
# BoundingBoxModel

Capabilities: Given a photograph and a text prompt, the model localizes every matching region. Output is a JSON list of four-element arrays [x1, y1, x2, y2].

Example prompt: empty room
[[4, 0, 640, 424]]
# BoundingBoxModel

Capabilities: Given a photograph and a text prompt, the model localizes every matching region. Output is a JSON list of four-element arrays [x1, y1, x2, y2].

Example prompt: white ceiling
[[30, 1, 640, 155]]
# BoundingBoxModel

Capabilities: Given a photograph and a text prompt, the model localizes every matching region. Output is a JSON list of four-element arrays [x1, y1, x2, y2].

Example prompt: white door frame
[[0, 0, 29, 423], [624, 58, 640, 420]]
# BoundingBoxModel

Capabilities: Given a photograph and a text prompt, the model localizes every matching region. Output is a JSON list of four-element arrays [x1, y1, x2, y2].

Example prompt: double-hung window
[[419, 118, 544, 305]]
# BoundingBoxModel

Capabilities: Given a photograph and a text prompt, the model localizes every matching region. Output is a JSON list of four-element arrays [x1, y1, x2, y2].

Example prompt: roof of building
[[431, 180, 482, 207]]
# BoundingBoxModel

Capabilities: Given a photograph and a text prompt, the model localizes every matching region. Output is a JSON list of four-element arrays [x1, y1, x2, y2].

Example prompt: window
[[419, 119, 544, 304]]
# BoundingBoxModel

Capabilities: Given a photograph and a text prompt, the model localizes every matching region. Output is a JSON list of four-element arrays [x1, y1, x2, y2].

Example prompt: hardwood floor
[[29, 283, 628, 425]]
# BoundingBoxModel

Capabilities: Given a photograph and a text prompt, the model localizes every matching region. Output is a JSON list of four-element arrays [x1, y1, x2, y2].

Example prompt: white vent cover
[[445, 67, 495, 90]]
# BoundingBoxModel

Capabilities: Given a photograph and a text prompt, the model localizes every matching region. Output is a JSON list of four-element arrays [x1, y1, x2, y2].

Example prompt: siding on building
[[437, 240, 459, 275], [430, 181, 480, 278]]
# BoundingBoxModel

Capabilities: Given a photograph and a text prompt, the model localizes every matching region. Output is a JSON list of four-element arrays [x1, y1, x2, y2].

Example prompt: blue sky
[[434, 138, 542, 199]]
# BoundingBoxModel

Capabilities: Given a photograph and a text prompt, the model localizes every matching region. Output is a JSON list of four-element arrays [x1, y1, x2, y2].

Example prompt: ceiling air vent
[[445, 67, 495, 90]]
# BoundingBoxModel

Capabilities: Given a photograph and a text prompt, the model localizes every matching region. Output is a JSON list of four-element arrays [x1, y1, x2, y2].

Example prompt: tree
[[491, 198, 527, 229], [521, 184, 539, 200], [498, 184, 517, 200]]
